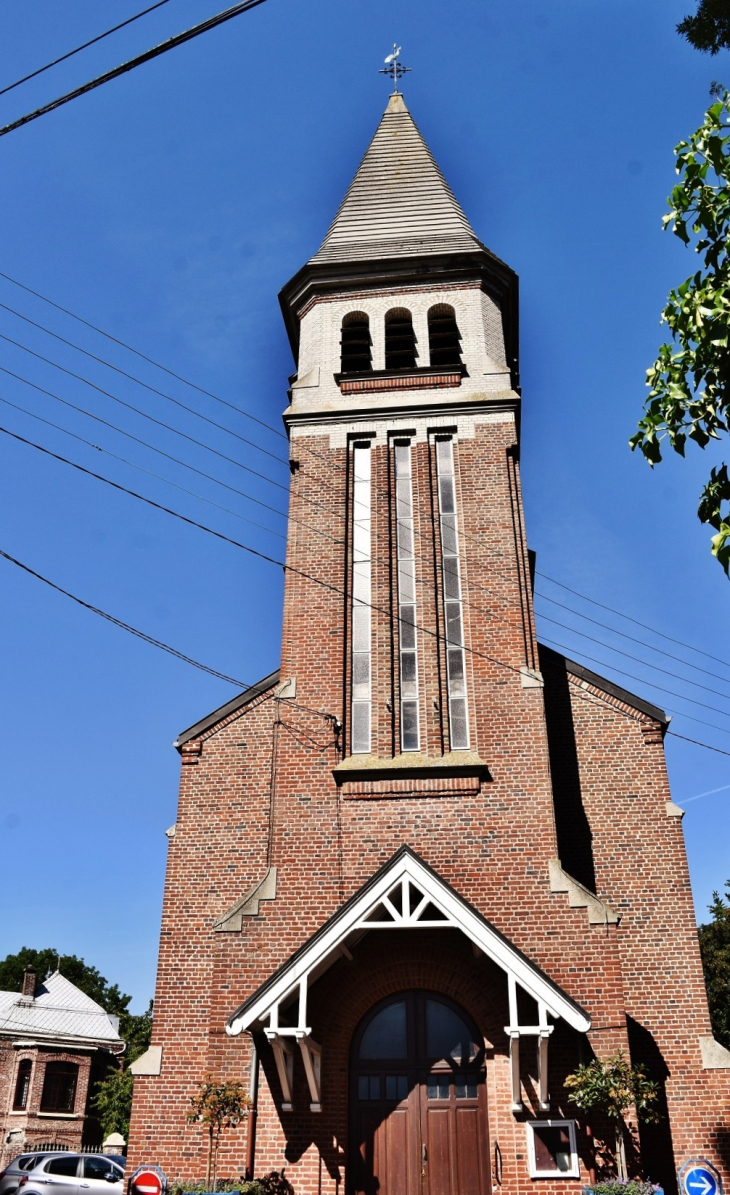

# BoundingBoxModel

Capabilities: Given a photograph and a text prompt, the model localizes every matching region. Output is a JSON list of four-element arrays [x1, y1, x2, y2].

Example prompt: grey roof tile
[[311, 93, 484, 265]]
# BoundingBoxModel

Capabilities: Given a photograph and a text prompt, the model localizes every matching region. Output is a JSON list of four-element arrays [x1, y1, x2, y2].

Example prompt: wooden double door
[[350, 991, 491, 1195]]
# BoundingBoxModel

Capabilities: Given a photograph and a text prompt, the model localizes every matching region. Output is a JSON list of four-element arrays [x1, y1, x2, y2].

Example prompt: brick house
[[0, 968, 123, 1165], [127, 91, 730, 1193]]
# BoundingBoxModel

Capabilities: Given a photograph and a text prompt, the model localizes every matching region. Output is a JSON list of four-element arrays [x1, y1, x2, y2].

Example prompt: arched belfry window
[[340, 312, 372, 375], [385, 308, 417, 371], [428, 304, 462, 368]]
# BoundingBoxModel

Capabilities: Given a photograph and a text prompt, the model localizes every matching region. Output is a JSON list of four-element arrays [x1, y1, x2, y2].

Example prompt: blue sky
[[0, 0, 728, 1010]]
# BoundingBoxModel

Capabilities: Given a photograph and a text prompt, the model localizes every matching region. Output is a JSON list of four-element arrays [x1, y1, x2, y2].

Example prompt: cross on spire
[[379, 44, 411, 93]]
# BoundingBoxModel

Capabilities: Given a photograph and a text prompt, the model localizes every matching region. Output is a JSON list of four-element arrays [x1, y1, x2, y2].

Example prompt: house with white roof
[[0, 967, 123, 1164]]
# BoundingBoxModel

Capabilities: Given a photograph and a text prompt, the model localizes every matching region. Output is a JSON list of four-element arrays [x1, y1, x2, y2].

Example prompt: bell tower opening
[[385, 307, 417, 371], [341, 311, 372, 374], [427, 304, 462, 368]]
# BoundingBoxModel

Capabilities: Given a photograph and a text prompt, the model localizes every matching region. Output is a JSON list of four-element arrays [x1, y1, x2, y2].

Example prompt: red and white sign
[[129, 1167, 166, 1195]]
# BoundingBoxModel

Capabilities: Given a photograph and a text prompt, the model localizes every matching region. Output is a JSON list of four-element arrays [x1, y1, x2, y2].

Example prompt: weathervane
[[380, 44, 411, 93]]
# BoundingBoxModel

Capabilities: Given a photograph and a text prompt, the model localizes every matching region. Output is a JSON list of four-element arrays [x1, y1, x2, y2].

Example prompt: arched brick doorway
[[349, 990, 491, 1195]]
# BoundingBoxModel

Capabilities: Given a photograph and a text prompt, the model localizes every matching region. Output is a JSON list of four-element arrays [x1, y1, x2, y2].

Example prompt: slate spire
[[310, 92, 484, 264]]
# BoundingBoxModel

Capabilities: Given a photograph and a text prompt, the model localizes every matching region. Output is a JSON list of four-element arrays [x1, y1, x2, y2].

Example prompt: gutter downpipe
[[245, 1034, 259, 1180]]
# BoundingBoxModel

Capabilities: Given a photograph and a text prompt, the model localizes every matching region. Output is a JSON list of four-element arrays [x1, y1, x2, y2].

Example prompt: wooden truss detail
[[228, 848, 590, 1116]]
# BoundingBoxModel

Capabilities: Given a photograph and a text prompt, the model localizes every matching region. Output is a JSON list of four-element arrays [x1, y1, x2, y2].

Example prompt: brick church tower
[[128, 91, 730, 1194]]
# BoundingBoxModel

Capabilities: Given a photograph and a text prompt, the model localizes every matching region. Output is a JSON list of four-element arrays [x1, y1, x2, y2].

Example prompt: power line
[[539, 634, 730, 735], [0, 300, 288, 468], [5, 325, 728, 719], [0, 270, 286, 441], [6, 412, 728, 737], [0, 0, 269, 139], [3, 277, 729, 736], [3, 268, 723, 675], [0, 331, 293, 495], [0, 393, 286, 540], [0, 547, 251, 688], [534, 588, 730, 687], [0, 421, 541, 689], [0, 362, 529, 639], [0, 374, 337, 543], [535, 609, 730, 703], [0, 0, 174, 99], [6, 529, 729, 766], [7, 418, 730, 761], [666, 731, 730, 759], [537, 570, 730, 672]]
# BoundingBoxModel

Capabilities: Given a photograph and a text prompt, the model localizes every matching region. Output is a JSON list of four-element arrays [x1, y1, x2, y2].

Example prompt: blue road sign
[[679, 1160, 723, 1195]]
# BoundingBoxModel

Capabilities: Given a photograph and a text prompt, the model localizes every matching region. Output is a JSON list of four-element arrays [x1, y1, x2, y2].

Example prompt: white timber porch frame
[[227, 848, 590, 1114]]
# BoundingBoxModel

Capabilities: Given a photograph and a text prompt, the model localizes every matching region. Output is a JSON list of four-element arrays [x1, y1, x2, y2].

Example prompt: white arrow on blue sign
[[680, 1161, 722, 1195]]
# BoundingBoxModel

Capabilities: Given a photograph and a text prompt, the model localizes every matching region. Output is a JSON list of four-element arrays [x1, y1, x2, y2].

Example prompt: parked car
[[0, 1155, 124, 1195], [0, 1155, 53, 1195]]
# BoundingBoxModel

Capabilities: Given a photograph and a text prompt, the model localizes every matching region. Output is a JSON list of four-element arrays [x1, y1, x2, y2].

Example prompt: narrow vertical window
[[394, 443, 419, 752], [351, 444, 372, 753], [13, 1059, 32, 1110], [341, 312, 372, 374], [436, 438, 469, 749]]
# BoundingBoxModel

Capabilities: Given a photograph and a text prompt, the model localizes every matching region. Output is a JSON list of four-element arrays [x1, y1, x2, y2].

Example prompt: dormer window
[[385, 308, 417, 371], [340, 312, 372, 375], [428, 305, 462, 368]]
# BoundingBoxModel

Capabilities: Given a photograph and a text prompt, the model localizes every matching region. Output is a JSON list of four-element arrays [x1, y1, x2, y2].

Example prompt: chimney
[[21, 968, 36, 999]]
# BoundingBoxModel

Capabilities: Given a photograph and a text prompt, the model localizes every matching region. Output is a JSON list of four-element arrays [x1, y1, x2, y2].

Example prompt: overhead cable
[[2, 281, 727, 737], [0, 300, 288, 467], [0, 375, 336, 543], [0, 422, 542, 686], [0, 393, 285, 539], [0, 269, 285, 441], [5, 418, 730, 755], [0, 0, 269, 139], [666, 731, 730, 758], [538, 634, 730, 733], [537, 570, 730, 671], [5, 528, 727, 765], [535, 609, 730, 702], [0, 547, 250, 689], [535, 588, 730, 686], [0, 330, 293, 495], [0, 0, 174, 98]]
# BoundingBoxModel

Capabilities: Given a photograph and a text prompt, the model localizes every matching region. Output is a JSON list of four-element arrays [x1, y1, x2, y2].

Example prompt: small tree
[[564, 1050, 661, 1179], [187, 1076, 250, 1189], [92, 1000, 153, 1138], [632, 88, 730, 572], [699, 878, 730, 1048]]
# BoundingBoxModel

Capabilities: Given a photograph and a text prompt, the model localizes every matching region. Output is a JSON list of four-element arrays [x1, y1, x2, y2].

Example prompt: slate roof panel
[[0, 972, 122, 1044], [311, 93, 484, 264]]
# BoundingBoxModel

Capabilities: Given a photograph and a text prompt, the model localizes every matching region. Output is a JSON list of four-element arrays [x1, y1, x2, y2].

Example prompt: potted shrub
[[563, 1050, 661, 1182]]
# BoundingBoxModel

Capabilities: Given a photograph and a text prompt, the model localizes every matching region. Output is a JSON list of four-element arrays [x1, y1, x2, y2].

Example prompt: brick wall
[[0, 1044, 95, 1165]]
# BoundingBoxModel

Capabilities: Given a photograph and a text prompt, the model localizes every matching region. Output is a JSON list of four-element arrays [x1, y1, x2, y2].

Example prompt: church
[[127, 87, 730, 1194]]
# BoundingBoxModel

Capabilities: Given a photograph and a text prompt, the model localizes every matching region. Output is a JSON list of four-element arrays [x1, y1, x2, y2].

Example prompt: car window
[[82, 1159, 121, 1181], [16, 1158, 35, 1172], [45, 1157, 80, 1177]]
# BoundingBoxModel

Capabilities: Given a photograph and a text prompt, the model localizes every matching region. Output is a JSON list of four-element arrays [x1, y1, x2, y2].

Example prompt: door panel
[[454, 1106, 484, 1195], [353, 1083, 420, 1195], [423, 1105, 452, 1195]]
